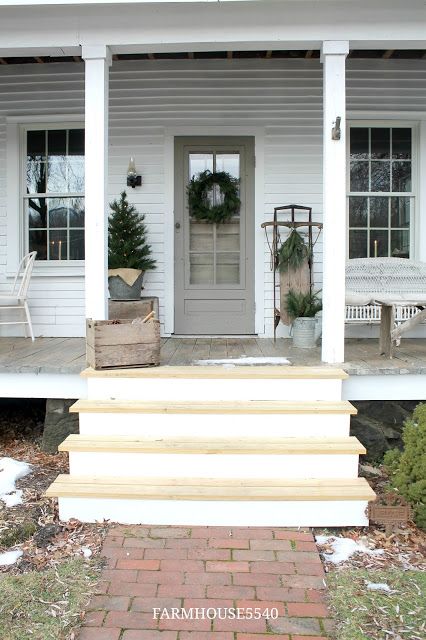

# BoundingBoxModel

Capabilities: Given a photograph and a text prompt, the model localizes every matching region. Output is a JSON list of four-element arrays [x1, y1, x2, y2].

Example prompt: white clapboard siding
[[0, 58, 425, 337]]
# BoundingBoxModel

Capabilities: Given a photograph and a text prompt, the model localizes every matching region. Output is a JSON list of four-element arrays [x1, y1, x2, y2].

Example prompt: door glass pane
[[216, 253, 240, 285], [189, 253, 214, 285], [189, 153, 213, 179], [188, 151, 241, 287]]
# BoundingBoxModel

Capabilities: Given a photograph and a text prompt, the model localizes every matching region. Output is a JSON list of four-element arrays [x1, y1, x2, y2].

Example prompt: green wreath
[[187, 170, 241, 223]]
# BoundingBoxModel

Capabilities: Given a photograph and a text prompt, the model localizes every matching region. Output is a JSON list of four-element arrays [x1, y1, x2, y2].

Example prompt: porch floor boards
[[1, 336, 426, 375]]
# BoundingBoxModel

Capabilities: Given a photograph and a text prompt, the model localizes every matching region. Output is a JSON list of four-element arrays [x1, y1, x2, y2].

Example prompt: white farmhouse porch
[[0, 1, 425, 365]]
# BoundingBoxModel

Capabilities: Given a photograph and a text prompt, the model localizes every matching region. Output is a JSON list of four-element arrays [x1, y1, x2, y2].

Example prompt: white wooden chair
[[0, 251, 37, 341]]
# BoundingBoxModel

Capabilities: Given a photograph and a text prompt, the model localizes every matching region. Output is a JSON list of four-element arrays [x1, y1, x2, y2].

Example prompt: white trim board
[[164, 126, 265, 336]]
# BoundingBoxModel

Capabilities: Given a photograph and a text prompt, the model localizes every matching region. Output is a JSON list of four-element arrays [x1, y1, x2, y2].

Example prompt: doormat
[[193, 356, 291, 366]]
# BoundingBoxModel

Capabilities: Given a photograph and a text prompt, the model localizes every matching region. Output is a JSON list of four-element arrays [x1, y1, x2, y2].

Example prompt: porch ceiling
[[1, 48, 425, 66]]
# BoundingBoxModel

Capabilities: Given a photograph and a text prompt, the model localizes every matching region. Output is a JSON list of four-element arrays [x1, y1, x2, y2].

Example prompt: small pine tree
[[384, 403, 426, 529], [108, 191, 156, 271]]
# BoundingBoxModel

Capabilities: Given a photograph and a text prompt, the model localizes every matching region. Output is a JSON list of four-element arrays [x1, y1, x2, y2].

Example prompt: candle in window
[[59, 240, 62, 260], [374, 239, 378, 258]]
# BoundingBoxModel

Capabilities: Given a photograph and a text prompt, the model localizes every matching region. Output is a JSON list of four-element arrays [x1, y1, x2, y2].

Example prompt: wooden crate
[[86, 317, 160, 370]]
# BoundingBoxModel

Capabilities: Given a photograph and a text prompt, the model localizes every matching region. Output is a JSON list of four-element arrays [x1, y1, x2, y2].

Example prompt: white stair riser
[[86, 378, 342, 401], [68, 452, 360, 479], [57, 497, 370, 527], [78, 412, 351, 438]]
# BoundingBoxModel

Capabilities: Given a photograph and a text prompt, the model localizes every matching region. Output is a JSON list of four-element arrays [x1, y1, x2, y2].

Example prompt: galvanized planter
[[108, 271, 144, 300], [292, 317, 317, 349]]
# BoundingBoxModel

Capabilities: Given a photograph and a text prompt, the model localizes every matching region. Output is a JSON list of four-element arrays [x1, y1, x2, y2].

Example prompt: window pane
[[391, 197, 410, 228], [371, 162, 390, 192], [392, 162, 411, 192], [28, 198, 47, 228], [369, 197, 389, 227], [47, 156, 68, 192], [69, 229, 85, 260], [371, 128, 390, 159], [349, 197, 367, 227], [29, 229, 47, 260], [68, 129, 84, 155], [27, 130, 46, 160], [27, 159, 46, 194], [391, 230, 410, 258], [48, 129, 66, 156], [370, 230, 388, 257], [392, 128, 411, 159], [69, 198, 85, 228], [68, 155, 85, 192], [49, 229, 67, 260], [349, 230, 367, 258], [49, 198, 68, 228], [350, 128, 368, 159], [350, 161, 369, 191]]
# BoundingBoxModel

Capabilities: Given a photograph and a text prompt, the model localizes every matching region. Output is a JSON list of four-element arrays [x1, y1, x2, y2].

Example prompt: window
[[348, 126, 413, 259], [24, 127, 85, 261]]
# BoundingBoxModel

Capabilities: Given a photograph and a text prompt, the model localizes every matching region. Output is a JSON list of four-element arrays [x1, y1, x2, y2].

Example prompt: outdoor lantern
[[127, 157, 142, 188]]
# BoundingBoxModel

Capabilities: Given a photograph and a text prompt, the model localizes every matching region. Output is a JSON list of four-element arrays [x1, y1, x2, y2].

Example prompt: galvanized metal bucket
[[292, 316, 317, 349]]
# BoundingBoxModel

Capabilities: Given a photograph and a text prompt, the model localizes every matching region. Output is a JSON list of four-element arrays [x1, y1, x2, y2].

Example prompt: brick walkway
[[77, 526, 334, 640]]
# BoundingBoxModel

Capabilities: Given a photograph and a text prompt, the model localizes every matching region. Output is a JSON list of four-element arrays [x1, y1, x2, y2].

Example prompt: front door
[[174, 137, 255, 334]]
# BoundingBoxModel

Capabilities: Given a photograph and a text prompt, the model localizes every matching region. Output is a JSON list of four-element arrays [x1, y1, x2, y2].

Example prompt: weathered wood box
[[86, 317, 160, 370]]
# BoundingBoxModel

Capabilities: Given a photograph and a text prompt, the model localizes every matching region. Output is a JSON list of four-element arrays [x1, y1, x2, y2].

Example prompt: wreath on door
[[187, 170, 241, 223]]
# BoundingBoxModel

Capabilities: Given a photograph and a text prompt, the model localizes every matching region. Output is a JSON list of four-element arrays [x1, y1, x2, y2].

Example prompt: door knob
[[175, 222, 181, 229]]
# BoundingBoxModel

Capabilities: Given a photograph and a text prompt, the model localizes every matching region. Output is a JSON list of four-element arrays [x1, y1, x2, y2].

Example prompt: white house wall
[[0, 58, 425, 337]]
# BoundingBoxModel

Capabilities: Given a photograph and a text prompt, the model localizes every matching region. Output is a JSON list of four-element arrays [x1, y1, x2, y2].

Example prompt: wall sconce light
[[331, 116, 341, 140], [127, 157, 142, 188]]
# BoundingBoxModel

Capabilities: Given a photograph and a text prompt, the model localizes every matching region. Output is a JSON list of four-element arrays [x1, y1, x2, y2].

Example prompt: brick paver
[[77, 526, 333, 640]]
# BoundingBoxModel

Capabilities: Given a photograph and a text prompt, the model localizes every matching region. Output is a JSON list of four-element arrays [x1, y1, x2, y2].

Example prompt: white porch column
[[320, 41, 349, 364], [82, 45, 112, 321]]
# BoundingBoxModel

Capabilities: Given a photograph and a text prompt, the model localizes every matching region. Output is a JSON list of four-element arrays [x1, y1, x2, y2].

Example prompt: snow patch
[[315, 535, 384, 564], [0, 457, 31, 507], [193, 357, 291, 366], [0, 550, 23, 566], [367, 582, 391, 592]]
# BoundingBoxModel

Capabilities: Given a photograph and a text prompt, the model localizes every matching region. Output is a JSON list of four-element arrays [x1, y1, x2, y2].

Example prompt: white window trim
[[6, 115, 84, 277], [346, 119, 420, 261]]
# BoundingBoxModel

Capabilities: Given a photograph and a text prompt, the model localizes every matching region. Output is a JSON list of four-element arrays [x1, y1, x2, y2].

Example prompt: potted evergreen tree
[[108, 191, 156, 300], [285, 289, 322, 348]]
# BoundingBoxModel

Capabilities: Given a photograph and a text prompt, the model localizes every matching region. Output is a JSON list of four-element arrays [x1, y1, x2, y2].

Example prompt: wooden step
[[60, 434, 365, 455], [82, 365, 348, 380], [70, 399, 357, 415], [46, 475, 375, 501]]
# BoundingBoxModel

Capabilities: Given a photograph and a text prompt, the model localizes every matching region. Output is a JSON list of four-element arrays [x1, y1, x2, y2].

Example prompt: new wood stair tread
[[46, 476, 375, 501], [60, 434, 365, 455], [70, 399, 357, 414], [81, 365, 349, 380]]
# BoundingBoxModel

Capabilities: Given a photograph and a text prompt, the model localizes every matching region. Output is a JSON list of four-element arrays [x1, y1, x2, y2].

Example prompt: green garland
[[187, 170, 241, 223]]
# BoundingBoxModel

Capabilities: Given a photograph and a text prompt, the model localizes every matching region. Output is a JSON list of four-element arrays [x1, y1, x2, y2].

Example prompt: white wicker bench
[[345, 258, 426, 357]]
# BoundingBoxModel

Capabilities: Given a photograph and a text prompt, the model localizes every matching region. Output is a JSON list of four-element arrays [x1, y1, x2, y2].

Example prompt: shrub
[[384, 403, 426, 529]]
